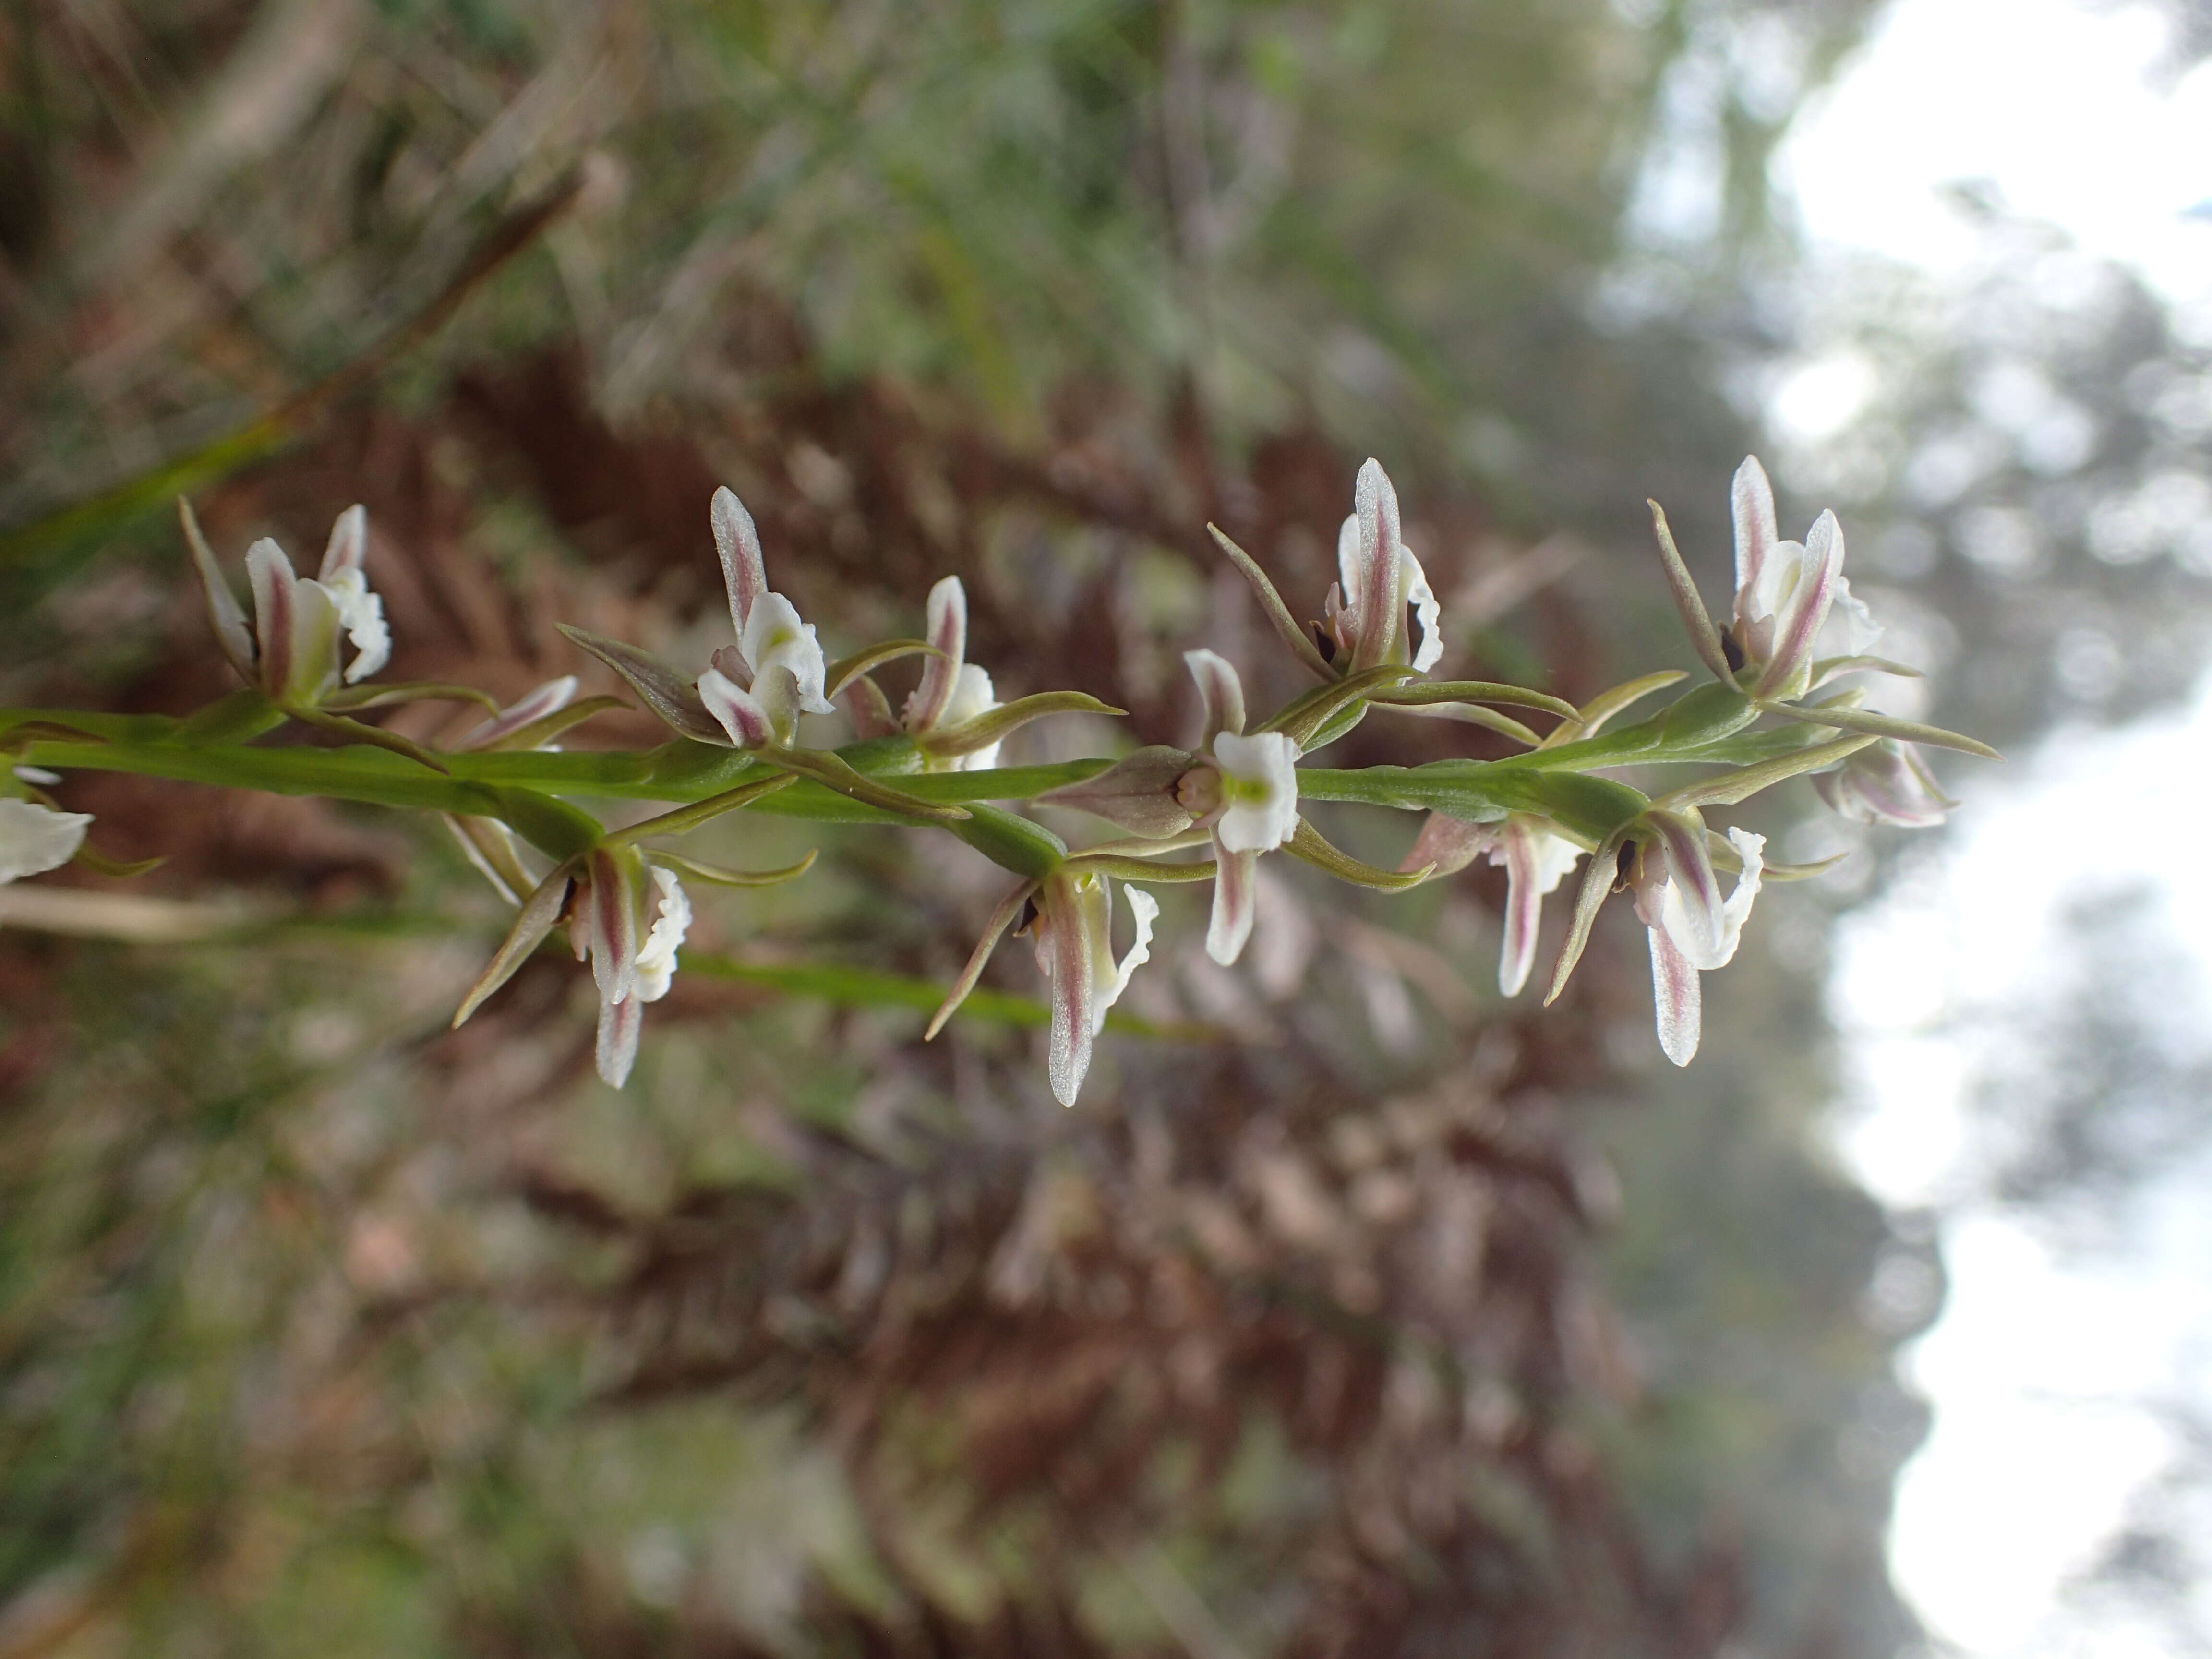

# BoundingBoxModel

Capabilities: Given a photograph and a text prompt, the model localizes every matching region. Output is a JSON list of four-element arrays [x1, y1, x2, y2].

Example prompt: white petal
[[1210, 730, 1299, 854], [1402, 549, 1443, 673], [320, 567, 390, 683], [633, 867, 691, 1002], [0, 799, 92, 883], [1094, 882, 1158, 1033], [1815, 575, 1883, 659], [1207, 846, 1259, 965], [1042, 878, 1097, 1106], [583, 850, 639, 1008], [1715, 827, 1765, 960], [740, 592, 833, 714], [460, 676, 577, 749]]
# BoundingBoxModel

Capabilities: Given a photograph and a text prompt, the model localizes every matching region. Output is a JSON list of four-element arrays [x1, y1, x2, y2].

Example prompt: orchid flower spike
[[1814, 739, 1956, 829], [0, 790, 93, 884], [1725, 457, 1879, 701], [184, 502, 390, 705], [1402, 812, 1583, 995], [1318, 459, 1443, 676], [1623, 811, 1765, 1067], [899, 575, 1004, 769], [695, 487, 837, 749], [1176, 650, 1300, 965], [451, 845, 691, 1090]]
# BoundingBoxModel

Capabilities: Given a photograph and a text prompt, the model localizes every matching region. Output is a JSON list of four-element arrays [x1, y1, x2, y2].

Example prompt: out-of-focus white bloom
[[0, 797, 92, 884], [446, 678, 582, 904], [187, 503, 389, 703], [901, 576, 1004, 769], [1728, 457, 1878, 699], [1624, 811, 1765, 1066], [1403, 812, 1584, 995], [1813, 740, 1956, 828], [1321, 459, 1443, 675], [696, 487, 836, 748], [1178, 649, 1300, 965]]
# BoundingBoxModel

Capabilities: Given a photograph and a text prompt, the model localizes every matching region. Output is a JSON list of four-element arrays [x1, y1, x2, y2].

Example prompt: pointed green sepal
[[645, 846, 819, 887], [1286, 817, 1431, 891], [824, 639, 946, 702], [1207, 523, 1337, 682], [917, 691, 1125, 760], [1649, 734, 1878, 812], [1765, 701, 2001, 759]]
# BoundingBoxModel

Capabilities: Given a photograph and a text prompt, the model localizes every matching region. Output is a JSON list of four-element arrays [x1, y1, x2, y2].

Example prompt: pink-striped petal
[[904, 575, 968, 732], [318, 504, 368, 580], [711, 486, 769, 637], [245, 538, 299, 697], [1043, 877, 1098, 1106], [698, 667, 775, 749], [1648, 925, 1702, 1066], [584, 849, 639, 1007], [1648, 811, 1727, 966], [1731, 456, 1777, 601], [1350, 459, 1406, 671], [1754, 510, 1843, 698], [596, 991, 644, 1087], [1184, 649, 1249, 745], [1499, 822, 1547, 996]]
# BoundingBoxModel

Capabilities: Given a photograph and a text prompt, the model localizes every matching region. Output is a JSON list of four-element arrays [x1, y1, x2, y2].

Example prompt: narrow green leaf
[[763, 747, 972, 820], [645, 847, 819, 887], [1648, 501, 1735, 683], [603, 772, 797, 846], [289, 708, 450, 773], [1207, 523, 1336, 681], [917, 691, 1126, 759], [1384, 701, 1541, 747], [824, 639, 944, 701], [1544, 833, 1628, 1006], [1061, 853, 1218, 883], [1649, 735, 1878, 811], [1370, 679, 1578, 718], [1286, 818, 1431, 891], [1809, 654, 1923, 690], [486, 694, 630, 752], [1544, 671, 1687, 747], [1257, 665, 1410, 746], [1765, 701, 2002, 760], [321, 681, 503, 713]]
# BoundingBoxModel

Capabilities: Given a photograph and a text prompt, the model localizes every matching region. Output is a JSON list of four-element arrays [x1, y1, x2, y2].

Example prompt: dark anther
[[1613, 840, 1638, 891], [1311, 623, 1337, 663], [1719, 626, 1745, 673], [1016, 897, 1040, 935]]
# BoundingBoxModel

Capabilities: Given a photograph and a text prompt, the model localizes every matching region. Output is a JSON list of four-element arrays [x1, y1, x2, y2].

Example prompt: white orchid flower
[[695, 487, 837, 748], [1320, 459, 1443, 675], [1030, 871, 1158, 1106], [185, 503, 389, 704], [1813, 739, 1956, 828], [1623, 811, 1765, 1067], [1402, 811, 1584, 995], [0, 795, 93, 884], [1177, 649, 1300, 965], [923, 866, 1158, 1107], [899, 576, 1004, 769], [1727, 457, 1878, 700]]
